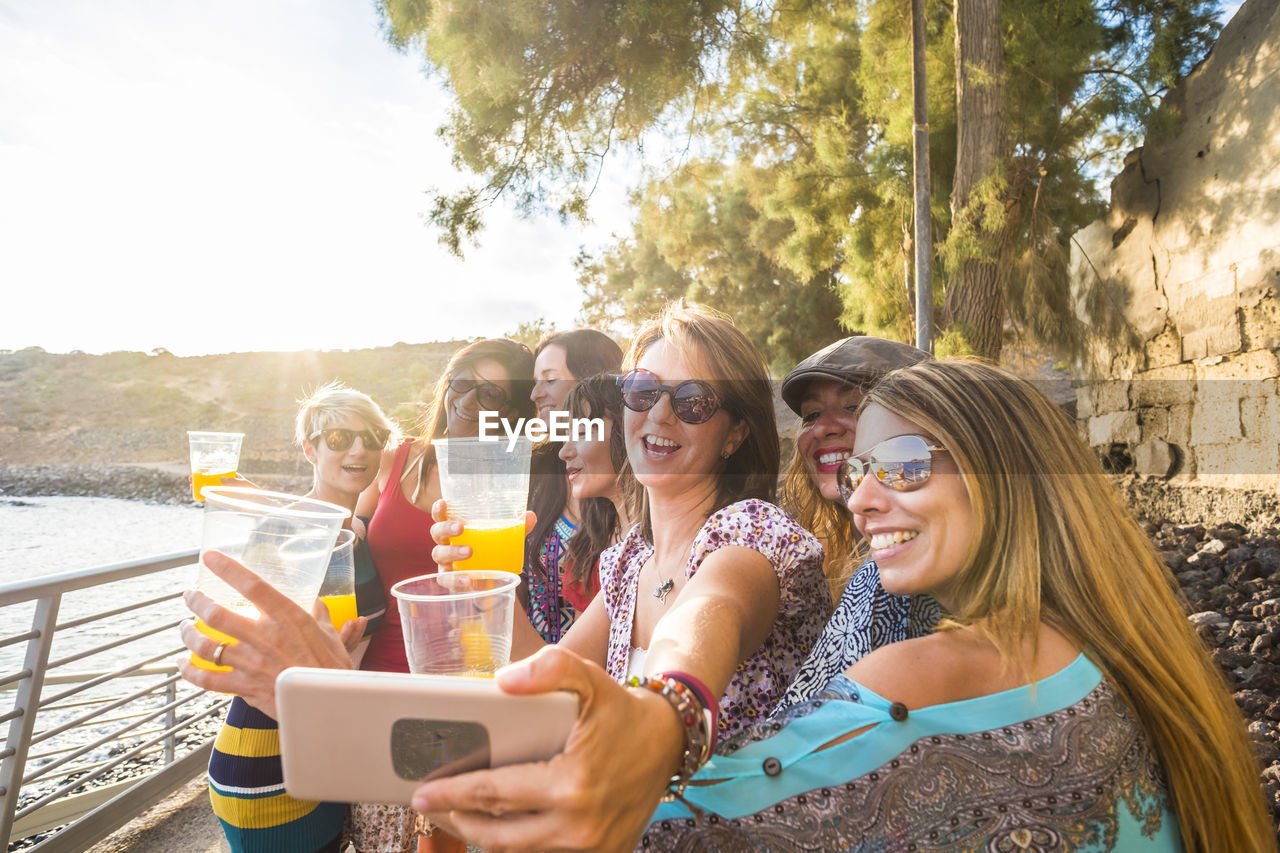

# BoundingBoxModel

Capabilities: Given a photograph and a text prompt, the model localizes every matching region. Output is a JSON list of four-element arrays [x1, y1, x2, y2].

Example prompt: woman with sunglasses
[[409, 359, 1271, 852], [773, 337, 941, 711], [349, 338, 533, 853], [431, 302, 831, 736], [208, 382, 397, 853], [523, 329, 623, 645]]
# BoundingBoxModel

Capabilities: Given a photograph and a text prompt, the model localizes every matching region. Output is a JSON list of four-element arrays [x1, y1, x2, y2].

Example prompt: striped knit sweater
[[207, 534, 384, 852]]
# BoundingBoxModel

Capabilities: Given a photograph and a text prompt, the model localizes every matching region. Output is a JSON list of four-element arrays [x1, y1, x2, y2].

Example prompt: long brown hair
[[401, 338, 534, 501], [625, 301, 778, 542], [560, 373, 634, 587], [524, 329, 623, 580], [533, 328, 624, 382], [865, 359, 1272, 851]]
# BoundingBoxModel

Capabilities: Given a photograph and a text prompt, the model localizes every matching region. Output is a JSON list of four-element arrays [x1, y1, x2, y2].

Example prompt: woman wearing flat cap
[[775, 336, 941, 710]]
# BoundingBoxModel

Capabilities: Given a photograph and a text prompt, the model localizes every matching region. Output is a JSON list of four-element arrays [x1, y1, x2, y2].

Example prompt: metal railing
[[0, 551, 230, 851]]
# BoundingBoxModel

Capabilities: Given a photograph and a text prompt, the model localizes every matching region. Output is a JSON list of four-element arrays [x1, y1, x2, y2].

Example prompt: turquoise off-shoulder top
[[645, 654, 1182, 852]]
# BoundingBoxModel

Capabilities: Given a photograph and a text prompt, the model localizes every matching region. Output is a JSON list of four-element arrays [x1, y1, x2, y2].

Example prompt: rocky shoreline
[[4, 466, 1280, 829], [0, 464, 309, 505]]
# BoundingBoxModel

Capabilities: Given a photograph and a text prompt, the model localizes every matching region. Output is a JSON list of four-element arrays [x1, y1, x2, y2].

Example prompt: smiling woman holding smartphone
[[430, 302, 832, 741]]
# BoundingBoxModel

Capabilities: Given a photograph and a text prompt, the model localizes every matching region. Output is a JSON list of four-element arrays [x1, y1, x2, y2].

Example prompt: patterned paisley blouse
[[599, 499, 832, 739], [642, 654, 1181, 851]]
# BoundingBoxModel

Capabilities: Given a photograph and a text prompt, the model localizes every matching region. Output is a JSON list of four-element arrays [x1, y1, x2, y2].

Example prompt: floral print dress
[[599, 498, 832, 740]]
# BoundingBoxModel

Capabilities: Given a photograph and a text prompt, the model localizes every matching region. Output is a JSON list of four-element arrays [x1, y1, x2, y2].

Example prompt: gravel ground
[[1149, 517, 1280, 829]]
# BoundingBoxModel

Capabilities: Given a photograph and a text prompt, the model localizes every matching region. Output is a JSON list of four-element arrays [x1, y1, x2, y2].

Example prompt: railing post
[[0, 595, 61, 851], [164, 677, 176, 765]]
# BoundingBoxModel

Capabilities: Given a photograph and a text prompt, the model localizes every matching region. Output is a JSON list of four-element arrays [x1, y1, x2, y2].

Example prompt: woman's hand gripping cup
[[432, 436, 534, 573], [432, 499, 549, 662], [430, 499, 538, 572], [179, 551, 358, 719]]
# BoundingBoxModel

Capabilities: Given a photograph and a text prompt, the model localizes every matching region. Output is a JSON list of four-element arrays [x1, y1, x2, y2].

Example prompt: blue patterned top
[[774, 558, 940, 713], [645, 654, 1181, 851], [526, 515, 579, 644]]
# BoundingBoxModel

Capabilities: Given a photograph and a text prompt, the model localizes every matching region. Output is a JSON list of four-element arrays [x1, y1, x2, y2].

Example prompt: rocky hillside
[[0, 343, 463, 478]]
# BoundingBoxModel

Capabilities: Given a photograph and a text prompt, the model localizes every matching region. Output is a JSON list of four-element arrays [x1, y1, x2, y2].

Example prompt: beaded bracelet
[[626, 673, 713, 799], [660, 671, 719, 754]]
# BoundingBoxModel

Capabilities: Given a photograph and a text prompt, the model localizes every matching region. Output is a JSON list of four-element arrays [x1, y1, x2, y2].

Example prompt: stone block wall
[[1077, 355, 1280, 489], [1069, 0, 1280, 492]]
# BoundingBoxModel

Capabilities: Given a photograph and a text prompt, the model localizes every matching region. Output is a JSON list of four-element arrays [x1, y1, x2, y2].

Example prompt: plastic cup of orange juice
[[434, 437, 533, 573], [392, 571, 519, 676], [318, 529, 358, 631], [187, 431, 244, 502], [192, 487, 349, 672]]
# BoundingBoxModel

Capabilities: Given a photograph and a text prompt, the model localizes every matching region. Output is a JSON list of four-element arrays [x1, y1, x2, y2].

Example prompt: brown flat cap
[[781, 337, 930, 415]]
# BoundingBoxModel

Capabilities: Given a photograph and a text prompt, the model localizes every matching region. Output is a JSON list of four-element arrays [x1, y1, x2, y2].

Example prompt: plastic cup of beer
[[187, 431, 245, 502], [318, 529, 358, 631], [192, 487, 350, 672], [391, 571, 519, 677], [434, 437, 533, 573]]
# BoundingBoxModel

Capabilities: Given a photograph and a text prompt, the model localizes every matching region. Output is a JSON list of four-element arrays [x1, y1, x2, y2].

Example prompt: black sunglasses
[[617, 368, 722, 425], [836, 434, 948, 502], [448, 376, 510, 411], [309, 427, 391, 453]]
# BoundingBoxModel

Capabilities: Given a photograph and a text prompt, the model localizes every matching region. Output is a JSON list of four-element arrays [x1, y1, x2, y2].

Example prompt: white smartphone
[[276, 667, 579, 804]]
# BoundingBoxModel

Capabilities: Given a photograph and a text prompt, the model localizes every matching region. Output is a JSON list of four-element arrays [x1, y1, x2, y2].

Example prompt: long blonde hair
[[866, 359, 1271, 851]]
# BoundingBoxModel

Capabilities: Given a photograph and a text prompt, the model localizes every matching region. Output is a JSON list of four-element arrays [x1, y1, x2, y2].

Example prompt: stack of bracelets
[[625, 671, 719, 799]]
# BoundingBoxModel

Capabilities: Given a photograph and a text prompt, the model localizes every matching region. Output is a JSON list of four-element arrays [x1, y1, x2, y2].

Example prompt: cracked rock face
[[1071, 0, 1280, 376], [1070, 0, 1280, 492]]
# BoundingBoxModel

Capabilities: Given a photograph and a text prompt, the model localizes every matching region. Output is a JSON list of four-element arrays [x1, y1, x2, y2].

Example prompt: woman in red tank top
[[348, 339, 533, 853], [357, 338, 535, 673]]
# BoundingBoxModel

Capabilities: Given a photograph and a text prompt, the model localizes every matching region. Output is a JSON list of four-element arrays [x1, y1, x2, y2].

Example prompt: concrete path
[[83, 778, 485, 853], [87, 775, 228, 853]]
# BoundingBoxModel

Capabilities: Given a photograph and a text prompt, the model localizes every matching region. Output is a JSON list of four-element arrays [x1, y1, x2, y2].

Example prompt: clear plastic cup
[[391, 571, 520, 677], [318, 529, 357, 631], [434, 437, 533, 573], [187, 431, 245, 502], [193, 487, 350, 671]]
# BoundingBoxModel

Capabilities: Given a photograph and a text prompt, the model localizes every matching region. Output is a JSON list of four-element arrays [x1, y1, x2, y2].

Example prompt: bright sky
[[0, 1, 1246, 358], [0, 0, 632, 356]]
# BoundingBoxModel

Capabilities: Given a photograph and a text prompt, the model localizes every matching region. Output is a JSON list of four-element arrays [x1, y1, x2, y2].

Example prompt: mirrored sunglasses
[[448, 376, 510, 411], [836, 434, 948, 502], [616, 368, 722, 425], [310, 427, 391, 453]]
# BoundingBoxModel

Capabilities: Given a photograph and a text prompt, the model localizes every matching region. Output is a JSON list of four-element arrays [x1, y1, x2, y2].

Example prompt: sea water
[[0, 495, 203, 577], [0, 496, 215, 819], [0, 493, 204, 670]]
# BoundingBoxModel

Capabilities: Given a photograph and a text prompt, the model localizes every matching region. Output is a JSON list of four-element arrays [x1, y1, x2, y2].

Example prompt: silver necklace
[[652, 560, 675, 604]]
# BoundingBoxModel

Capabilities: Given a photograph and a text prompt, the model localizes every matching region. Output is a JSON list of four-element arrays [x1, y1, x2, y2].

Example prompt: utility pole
[[911, 0, 934, 354]]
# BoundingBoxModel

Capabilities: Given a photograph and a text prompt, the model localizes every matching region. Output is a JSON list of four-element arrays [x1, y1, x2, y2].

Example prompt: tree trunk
[[946, 0, 1008, 361]]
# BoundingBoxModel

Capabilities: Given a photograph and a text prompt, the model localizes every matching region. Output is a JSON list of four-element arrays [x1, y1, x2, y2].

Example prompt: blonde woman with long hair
[[629, 359, 1270, 850]]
